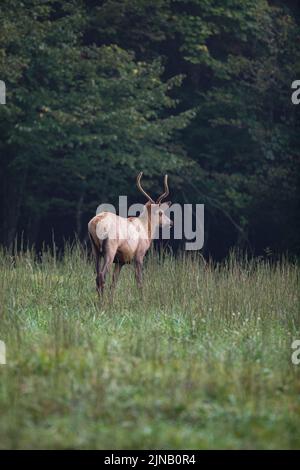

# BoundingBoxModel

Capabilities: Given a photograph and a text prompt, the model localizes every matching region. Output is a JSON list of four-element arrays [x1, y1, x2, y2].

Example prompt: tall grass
[[0, 244, 299, 449]]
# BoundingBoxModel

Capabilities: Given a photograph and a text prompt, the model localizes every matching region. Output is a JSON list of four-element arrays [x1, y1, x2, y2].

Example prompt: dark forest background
[[0, 0, 299, 259]]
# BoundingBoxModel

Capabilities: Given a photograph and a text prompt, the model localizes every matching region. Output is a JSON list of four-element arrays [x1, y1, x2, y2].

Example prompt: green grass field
[[0, 245, 299, 449]]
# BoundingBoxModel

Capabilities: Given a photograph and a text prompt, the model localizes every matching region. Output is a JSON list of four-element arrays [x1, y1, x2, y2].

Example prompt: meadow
[[0, 245, 299, 449]]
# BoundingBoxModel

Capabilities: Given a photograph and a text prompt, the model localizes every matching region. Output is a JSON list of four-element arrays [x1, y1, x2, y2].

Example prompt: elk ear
[[161, 201, 172, 210]]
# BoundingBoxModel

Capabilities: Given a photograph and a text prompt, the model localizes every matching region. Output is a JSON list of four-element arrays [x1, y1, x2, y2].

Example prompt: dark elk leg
[[135, 257, 143, 290], [88, 233, 102, 294], [99, 247, 117, 294], [95, 252, 101, 293], [111, 262, 123, 290]]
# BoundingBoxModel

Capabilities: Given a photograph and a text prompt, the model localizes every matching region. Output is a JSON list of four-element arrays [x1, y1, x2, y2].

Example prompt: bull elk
[[88, 172, 172, 294]]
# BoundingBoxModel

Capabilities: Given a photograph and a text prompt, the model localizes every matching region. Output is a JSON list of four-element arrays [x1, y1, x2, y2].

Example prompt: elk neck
[[138, 204, 158, 242]]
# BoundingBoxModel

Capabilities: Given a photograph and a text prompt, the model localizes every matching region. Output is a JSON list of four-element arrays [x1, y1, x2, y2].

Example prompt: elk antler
[[136, 172, 155, 203], [156, 174, 169, 204]]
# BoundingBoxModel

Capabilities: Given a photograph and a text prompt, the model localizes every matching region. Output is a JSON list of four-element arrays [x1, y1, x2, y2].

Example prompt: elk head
[[136, 172, 173, 230]]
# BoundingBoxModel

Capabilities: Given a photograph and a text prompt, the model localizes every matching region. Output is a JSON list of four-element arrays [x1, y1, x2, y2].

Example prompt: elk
[[88, 173, 172, 294]]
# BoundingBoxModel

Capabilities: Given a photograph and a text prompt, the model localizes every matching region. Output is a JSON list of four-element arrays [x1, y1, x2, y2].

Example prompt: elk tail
[[88, 231, 104, 255]]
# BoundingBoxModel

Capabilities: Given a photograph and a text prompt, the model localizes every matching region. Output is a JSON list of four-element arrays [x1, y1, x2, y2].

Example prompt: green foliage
[[0, 0, 192, 244], [171, 0, 300, 252], [0, 0, 299, 255]]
